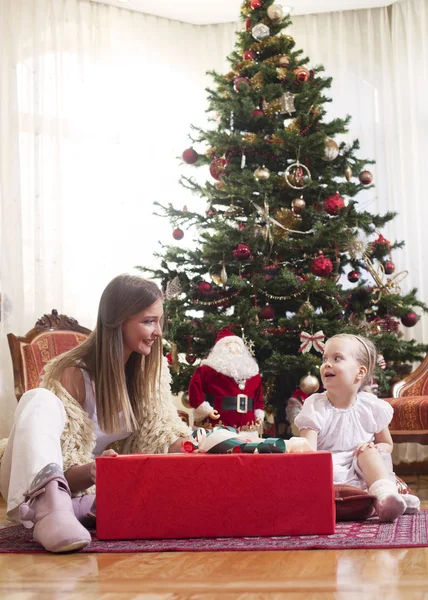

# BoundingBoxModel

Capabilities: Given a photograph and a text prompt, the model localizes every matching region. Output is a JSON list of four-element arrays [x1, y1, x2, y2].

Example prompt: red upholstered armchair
[[7, 310, 90, 401], [384, 356, 428, 445]]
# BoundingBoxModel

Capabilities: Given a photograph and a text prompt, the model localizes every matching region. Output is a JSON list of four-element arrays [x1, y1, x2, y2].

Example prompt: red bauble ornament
[[182, 147, 198, 164], [198, 281, 212, 295], [244, 49, 257, 61], [234, 76, 251, 92], [233, 242, 252, 261], [372, 234, 391, 253], [359, 170, 373, 185], [323, 193, 345, 215], [384, 260, 395, 275], [252, 109, 264, 116], [293, 66, 310, 84], [172, 228, 184, 240], [401, 311, 419, 327], [209, 157, 228, 180], [260, 303, 275, 319], [310, 254, 334, 277], [347, 270, 360, 283], [250, 0, 262, 9], [185, 353, 197, 364]]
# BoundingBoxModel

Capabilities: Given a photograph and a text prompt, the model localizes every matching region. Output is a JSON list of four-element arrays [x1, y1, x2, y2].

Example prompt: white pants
[[0, 388, 66, 523]]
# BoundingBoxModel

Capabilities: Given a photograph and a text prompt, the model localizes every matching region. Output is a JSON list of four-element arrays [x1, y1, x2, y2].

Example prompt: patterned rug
[[0, 511, 427, 553]]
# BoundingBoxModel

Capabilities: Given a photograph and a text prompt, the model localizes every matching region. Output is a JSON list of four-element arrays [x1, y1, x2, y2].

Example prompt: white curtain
[[1, 0, 428, 464], [0, 0, 240, 436]]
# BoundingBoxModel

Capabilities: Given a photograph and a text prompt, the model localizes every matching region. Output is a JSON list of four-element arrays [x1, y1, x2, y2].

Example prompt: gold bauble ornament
[[267, 4, 284, 20], [297, 300, 315, 319], [299, 374, 320, 395], [254, 166, 270, 181], [278, 54, 290, 67], [181, 392, 191, 409], [344, 165, 353, 181], [323, 137, 340, 161], [273, 208, 301, 239], [215, 180, 226, 190], [291, 196, 306, 214]]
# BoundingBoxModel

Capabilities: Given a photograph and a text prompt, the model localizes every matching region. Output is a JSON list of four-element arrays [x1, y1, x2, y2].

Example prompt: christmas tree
[[139, 0, 428, 431]]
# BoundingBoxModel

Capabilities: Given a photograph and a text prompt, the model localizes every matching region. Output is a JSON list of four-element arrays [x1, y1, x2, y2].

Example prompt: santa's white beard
[[201, 340, 259, 385]]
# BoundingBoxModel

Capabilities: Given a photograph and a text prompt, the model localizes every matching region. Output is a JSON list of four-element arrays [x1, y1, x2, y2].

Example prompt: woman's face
[[121, 298, 163, 357]]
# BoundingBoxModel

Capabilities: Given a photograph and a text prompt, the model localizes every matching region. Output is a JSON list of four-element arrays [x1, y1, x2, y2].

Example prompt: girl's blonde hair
[[327, 333, 377, 390], [42, 274, 163, 433]]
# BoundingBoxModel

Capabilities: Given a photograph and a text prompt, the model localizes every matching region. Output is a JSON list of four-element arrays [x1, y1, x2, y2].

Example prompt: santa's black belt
[[205, 394, 254, 413]]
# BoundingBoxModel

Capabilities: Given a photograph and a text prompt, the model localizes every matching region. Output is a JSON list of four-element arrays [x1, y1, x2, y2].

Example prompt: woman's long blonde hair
[[43, 274, 163, 433]]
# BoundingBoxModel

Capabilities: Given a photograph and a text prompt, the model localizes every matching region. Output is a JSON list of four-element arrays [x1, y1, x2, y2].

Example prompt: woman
[[0, 274, 191, 552]]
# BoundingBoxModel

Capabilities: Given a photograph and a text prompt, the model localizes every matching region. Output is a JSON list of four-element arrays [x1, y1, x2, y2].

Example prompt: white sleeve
[[372, 397, 394, 432], [294, 394, 325, 433]]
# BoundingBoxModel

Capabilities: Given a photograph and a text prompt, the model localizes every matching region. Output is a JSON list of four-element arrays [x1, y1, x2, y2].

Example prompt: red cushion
[[21, 331, 88, 390], [96, 453, 335, 539], [334, 485, 376, 521]]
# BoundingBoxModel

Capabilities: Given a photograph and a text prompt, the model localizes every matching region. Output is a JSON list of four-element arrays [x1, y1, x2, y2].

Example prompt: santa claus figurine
[[188, 328, 264, 433]]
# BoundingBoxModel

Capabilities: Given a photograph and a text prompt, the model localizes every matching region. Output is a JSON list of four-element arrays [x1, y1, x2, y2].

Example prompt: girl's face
[[121, 298, 163, 357], [320, 337, 367, 391]]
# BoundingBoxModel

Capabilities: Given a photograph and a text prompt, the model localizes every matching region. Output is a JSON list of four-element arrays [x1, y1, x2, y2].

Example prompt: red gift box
[[96, 452, 335, 540]]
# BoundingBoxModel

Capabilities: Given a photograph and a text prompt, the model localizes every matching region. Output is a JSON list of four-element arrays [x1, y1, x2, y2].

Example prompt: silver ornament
[[280, 92, 296, 115], [252, 23, 270, 41], [165, 276, 182, 299]]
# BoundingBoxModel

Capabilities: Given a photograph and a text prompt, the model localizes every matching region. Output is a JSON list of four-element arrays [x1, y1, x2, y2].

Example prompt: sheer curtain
[[1, 0, 427, 458], [0, 0, 240, 436]]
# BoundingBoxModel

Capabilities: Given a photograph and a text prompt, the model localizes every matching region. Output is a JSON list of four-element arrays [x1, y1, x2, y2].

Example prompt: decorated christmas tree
[[139, 0, 427, 432]]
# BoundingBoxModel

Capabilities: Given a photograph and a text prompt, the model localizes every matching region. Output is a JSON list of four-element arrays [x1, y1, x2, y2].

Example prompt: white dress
[[294, 391, 395, 490]]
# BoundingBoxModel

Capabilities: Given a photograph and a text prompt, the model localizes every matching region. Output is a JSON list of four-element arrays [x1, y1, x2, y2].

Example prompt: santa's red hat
[[215, 328, 238, 344]]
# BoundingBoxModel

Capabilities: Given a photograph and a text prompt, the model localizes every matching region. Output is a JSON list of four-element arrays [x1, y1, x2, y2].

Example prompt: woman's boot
[[19, 463, 91, 553], [72, 494, 96, 529]]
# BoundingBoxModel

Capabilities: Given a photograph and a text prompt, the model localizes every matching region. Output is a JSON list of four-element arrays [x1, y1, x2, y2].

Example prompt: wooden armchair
[[384, 356, 428, 444], [7, 309, 90, 401]]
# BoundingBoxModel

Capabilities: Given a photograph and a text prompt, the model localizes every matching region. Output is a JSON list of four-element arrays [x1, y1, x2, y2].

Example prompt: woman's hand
[[209, 409, 221, 420], [353, 442, 376, 456], [90, 449, 118, 484]]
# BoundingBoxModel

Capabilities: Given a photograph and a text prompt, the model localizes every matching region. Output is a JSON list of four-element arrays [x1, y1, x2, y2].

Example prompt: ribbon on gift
[[364, 255, 408, 304], [299, 330, 325, 354]]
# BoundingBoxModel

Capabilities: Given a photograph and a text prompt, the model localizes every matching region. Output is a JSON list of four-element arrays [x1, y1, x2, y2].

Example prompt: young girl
[[0, 274, 192, 552], [294, 333, 420, 522]]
